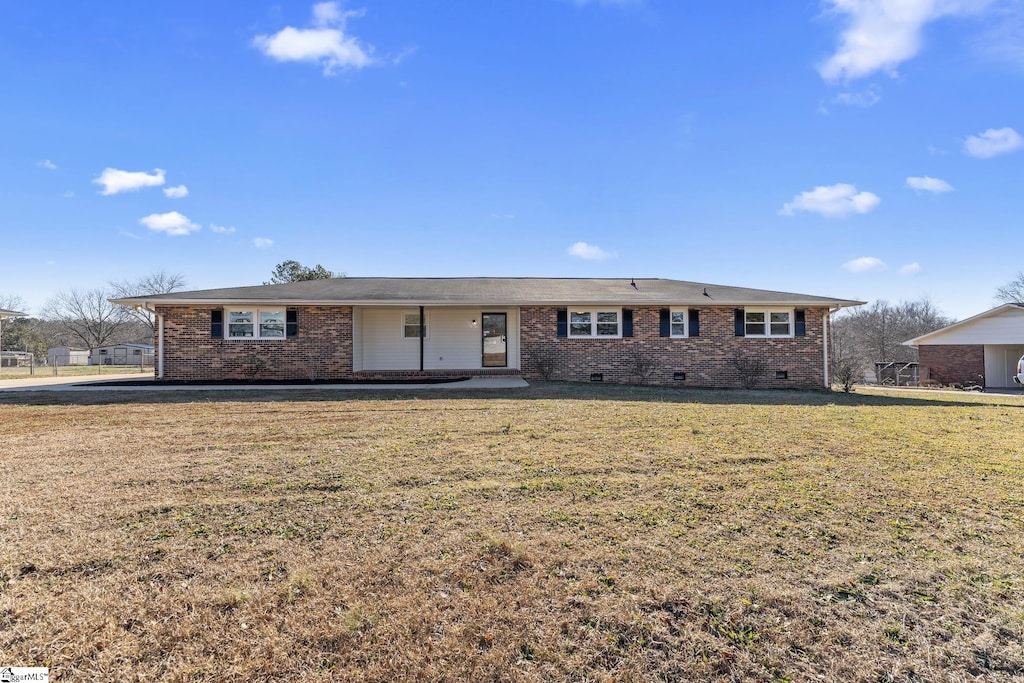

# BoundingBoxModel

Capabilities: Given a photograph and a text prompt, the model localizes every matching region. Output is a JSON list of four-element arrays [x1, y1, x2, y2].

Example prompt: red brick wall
[[519, 306, 830, 389], [918, 345, 984, 386], [155, 303, 830, 388], [154, 306, 353, 381]]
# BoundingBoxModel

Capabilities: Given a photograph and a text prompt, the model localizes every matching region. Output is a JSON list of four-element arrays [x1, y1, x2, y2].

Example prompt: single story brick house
[[112, 277, 862, 388], [904, 303, 1024, 389]]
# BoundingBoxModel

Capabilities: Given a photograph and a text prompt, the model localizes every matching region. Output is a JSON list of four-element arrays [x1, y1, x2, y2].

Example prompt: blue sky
[[2, 0, 1022, 319]]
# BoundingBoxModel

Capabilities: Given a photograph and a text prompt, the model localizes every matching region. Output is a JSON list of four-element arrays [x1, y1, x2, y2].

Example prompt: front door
[[482, 313, 507, 367]]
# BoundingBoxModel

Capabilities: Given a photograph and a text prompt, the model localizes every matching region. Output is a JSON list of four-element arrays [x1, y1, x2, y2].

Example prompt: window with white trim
[[226, 308, 286, 339], [569, 309, 621, 338], [403, 312, 426, 338], [670, 308, 688, 338], [744, 309, 793, 337]]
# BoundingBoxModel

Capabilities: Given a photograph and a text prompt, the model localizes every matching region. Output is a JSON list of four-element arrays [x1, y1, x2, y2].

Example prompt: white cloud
[[780, 183, 880, 218], [906, 176, 954, 193], [210, 224, 237, 234], [62, 191, 74, 199], [94, 168, 166, 195], [253, 237, 274, 248], [139, 211, 201, 236], [970, 3, 1024, 67], [843, 256, 887, 273], [163, 185, 189, 198], [964, 127, 1024, 158], [568, 241, 615, 261], [119, 229, 142, 240], [36, 159, 57, 170], [490, 213, 516, 220], [899, 262, 922, 275], [818, 0, 989, 82], [570, 0, 643, 6], [831, 88, 881, 107], [252, 2, 374, 75]]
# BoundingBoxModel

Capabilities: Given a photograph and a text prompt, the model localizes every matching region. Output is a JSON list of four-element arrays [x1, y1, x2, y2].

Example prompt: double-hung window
[[403, 312, 426, 338], [226, 308, 286, 339], [670, 309, 688, 337], [744, 309, 793, 337], [569, 309, 621, 338]]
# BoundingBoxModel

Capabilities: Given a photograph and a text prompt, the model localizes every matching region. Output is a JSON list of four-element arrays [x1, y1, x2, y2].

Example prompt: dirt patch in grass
[[1, 383, 1022, 680]]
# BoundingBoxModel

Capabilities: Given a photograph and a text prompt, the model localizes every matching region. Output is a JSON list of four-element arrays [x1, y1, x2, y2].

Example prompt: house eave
[[113, 297, 865, 309], [903, 303, 1024, 346]]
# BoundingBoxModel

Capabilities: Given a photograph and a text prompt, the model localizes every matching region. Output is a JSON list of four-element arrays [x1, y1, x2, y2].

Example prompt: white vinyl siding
[[918, 308, 1024, 345], [360, 309, 422, 370], [423, 309, 487, 370], [357, 307, 520, 371], [984, 345, 1024, 388]]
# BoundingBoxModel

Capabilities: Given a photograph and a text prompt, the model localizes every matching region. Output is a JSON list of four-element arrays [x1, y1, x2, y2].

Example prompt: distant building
[[89, 343, 155, 366], [0, 350, 33, 367], [904, 303, 1024, 389], [47, 347, 90, 366]]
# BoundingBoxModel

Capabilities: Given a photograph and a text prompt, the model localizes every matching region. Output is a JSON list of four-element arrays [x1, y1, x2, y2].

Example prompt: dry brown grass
[[0, 365, 151, 380], [1, 383, 1022, 681]]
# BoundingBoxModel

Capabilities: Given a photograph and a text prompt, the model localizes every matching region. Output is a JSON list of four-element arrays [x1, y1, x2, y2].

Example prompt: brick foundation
[[519, 306, 829, 390], [918, 345, 984, 386]]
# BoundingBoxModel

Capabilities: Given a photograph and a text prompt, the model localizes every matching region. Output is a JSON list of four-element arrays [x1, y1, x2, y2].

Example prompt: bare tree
[[109, 269, 186, 332], [0, 294, 27, 313], [830, 298, 954, 371], [995, 272, 1024, 304], [41, 288, 133, 349]]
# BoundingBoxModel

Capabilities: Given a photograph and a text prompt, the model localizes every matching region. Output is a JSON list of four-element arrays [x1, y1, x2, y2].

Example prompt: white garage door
[[984, 345, 1024, 388]]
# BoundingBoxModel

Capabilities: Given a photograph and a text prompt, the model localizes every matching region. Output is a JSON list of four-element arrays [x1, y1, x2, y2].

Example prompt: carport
[[905, 304, 1024, 389]]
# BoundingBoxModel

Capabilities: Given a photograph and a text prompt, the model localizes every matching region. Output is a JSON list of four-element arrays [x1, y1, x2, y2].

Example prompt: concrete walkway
[[0, 373, 529, 392]]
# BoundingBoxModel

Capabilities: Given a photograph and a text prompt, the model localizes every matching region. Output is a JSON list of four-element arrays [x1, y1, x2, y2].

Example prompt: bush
[[733, 355, 767, 389], [832, 357, 859, 393], [527, 345, 558, 380], [627, 345, 661, 385]]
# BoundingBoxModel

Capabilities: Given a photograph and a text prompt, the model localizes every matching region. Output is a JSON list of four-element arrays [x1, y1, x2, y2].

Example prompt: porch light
[[471, 319, 477, 327]]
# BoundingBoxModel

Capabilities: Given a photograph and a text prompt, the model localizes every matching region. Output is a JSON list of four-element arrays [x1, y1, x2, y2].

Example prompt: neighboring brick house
[[112, 278, 862, 389], [904, 303, 1024, 389]]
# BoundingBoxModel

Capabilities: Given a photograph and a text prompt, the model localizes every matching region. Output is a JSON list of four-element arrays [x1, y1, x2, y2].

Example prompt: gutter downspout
[[419, 305, 425, 373], [145, 303, 164, 380], [157, 313, 164, 380], [823, 307, 835, 389]]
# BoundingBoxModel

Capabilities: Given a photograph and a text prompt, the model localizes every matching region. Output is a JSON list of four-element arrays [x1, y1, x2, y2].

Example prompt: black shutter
[[211, 310, 223, 338], [689, 309, 700, 337], [556, 308, 567, 338], [734, 309, 745, 336], [659, 308, 670, 337], [794, 309, 806, 337], [622, 309, 633, 337], [286, 308, 298, 338]]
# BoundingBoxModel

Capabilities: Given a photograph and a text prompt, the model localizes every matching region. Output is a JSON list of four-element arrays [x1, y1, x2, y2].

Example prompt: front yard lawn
[[1, 383, 1021, 681]]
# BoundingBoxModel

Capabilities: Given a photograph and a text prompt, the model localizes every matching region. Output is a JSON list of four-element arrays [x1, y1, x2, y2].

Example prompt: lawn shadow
[[1, 381, 1022, 409]]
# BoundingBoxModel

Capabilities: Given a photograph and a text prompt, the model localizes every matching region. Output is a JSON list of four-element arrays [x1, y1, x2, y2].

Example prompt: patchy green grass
[[1, 383, 1022, 681]]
